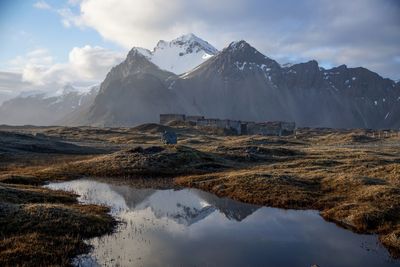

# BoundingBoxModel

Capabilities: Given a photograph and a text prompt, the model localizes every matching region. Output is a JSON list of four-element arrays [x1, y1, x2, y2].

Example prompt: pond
[[46, 179, 398, 267]]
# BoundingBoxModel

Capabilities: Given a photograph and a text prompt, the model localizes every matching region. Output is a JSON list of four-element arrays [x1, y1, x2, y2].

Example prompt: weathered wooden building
[[186, 115, 205, 123], [247, 121, 295, 136], [196, 118, 244, 135], [281, 122, 296, 135], [160, 114, 186, 125], [159, 114, 295, 136]]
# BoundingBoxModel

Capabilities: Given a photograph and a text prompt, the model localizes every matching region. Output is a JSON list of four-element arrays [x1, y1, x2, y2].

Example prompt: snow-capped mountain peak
[[130, 47, 152, 59], [167, 33, 218, 55], [135, 33, 219, 75]]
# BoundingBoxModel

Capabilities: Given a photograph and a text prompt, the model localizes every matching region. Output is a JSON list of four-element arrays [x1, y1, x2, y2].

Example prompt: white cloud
[[10, 46, 124, 86], [0, 72, 34, 104], [68, 45, 124, 78], [57, 8, 85, 28], [9, 48, 53, 73], [57, 0, 400, 79], [77, 0, 186, 48], [33, 1, 84, 29], [33, 1, 51, 10]]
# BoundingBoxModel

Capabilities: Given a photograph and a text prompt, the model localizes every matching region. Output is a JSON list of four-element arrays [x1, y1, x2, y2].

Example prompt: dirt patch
[[215, 145, 302, 162], [0, 175, 43, 186], [351, 134, 378, 143]]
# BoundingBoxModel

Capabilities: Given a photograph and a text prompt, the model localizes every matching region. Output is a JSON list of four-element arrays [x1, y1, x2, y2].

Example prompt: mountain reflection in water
[[46, 179, 398, 267]]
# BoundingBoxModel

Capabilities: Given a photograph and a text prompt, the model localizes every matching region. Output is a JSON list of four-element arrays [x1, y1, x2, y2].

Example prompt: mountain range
[[0, 85, 98, 126], [1, 34, 399, 129], [110, 185, 259, 226]]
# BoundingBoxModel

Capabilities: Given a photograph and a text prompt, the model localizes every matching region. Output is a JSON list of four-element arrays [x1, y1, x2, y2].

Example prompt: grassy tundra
[[0, 124, 399, 265]]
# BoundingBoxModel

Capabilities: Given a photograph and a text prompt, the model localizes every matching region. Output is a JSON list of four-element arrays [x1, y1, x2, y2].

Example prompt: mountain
[[176, 41, 285, 121], [110, 186, 258, 226], [134, 189, 216, 226], [73, 37, 399, 129], [135, 33, 218, 74], [0, 85, 99, 126], [72, 49, 185, 126], [176, 41, 400, 129], [5, 35, 397, 129], [193, 189, 260, 221], [0, 34, 216, 127]]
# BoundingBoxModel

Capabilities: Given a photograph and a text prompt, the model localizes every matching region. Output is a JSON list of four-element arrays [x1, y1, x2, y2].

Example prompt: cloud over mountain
[[10, 45, 124, 87], [59, 0, 400, 79]]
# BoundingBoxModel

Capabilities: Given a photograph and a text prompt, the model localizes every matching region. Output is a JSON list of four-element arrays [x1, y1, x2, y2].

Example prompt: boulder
[[161, 131, 177, 144]]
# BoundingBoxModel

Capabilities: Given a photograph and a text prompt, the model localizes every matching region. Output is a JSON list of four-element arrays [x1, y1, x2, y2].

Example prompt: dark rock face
[[281, 60, 324, 89], [76, 50, 185, 126], [74, 41, 400, 129]]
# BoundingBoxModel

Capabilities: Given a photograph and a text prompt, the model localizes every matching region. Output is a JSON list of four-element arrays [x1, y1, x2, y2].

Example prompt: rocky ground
[[0, 124, 399, 265]]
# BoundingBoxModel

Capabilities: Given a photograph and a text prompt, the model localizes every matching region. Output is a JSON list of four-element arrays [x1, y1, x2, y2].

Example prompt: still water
[[46, 179, 398, 267]]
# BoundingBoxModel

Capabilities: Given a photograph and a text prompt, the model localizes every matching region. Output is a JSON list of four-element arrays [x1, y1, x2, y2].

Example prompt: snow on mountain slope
[[136, 33, 218, 75], [135, 189, 215, 226], [0, 84, 99, 125], [16, 84, 98, 100], [80, 38, 400, 129]]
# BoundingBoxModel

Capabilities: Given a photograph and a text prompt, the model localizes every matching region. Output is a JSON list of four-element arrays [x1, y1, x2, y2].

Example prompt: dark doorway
[[240, 123, 247, 135]]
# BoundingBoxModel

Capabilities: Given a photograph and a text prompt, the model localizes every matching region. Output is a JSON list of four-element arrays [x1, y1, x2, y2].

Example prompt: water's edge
[[46, 178, 398, 267]]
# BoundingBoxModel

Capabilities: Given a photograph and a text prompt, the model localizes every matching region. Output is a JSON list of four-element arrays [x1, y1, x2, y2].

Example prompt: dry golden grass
[[0, 175, 116, 266], [175, 132, 400, 257], [0, 201, 115, 267], [34, 145, 234, 180], [1, 124, 399, 261]]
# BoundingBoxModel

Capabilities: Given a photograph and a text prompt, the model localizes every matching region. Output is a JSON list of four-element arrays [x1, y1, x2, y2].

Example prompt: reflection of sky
[[47, 179, 398, 267], [45, 180, 128, 213]]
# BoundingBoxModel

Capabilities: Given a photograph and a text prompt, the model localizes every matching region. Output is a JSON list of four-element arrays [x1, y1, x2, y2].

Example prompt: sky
[[0, 0, 399, 102]]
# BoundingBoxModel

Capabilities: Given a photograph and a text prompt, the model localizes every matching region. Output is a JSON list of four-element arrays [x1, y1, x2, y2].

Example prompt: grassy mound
[[176, 144, 400, 257], [37, 145, 233, 180], [0, 183, 115, 267], [132, 123, 173, 133]]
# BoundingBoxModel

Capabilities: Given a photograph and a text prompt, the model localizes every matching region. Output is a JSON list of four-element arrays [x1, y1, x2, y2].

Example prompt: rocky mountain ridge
[[0, 85, 99, 126], [2, 34, 399, 129], [77, 37, 399, 129]]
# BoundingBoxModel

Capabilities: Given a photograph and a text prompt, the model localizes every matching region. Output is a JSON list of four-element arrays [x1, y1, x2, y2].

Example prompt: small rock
[[161, 131, 177, 144]]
